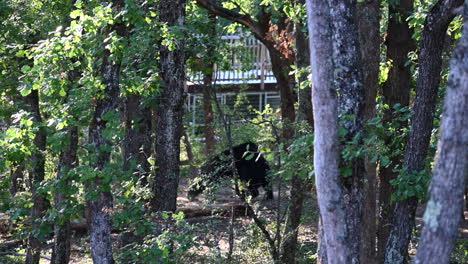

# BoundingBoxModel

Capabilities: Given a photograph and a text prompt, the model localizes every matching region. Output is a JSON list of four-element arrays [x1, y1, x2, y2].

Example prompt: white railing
[[188, 35, 276, 87]]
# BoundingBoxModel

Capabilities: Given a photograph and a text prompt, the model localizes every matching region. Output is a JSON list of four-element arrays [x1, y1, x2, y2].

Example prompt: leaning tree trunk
[[414, 4, 467, 262], [306, 0, 353, 263], [384, 1, 463, 263], [25, 90, 48, 264], [377, 1, 415, 260], [87, 3, 127, 261], [357, 1, 380, 263], [151, 0, 186, 212]]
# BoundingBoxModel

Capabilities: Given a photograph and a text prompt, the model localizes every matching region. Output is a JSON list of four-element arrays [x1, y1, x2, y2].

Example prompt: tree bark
[[151, 0, 186, 212], [317, 217, 328, 264], [413, 5, 467, 262], [51, 69, 80, 264], [357, 1, 380, 263], [306, 0, 353, 263], [25, 90, 48, 264], [122, 94, 152, 182], [295, 12, 313, 128], [87, 2, 127, 262], [182, 126, 199, 180], [51, 125, 78, 264], [120, 94, 151, 250], [267, 44, 296, 140], [328, 0, 366, 262], [279, 5, 311, 262], [10, 163, 24, 196], [384, 1, 463, 263], [377, 1, 415, 259]]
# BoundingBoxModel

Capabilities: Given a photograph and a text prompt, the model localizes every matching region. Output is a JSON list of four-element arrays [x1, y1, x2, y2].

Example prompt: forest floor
[[1, 177, 467, 263]]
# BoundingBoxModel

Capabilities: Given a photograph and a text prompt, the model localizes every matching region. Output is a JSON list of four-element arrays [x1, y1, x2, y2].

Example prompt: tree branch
[[195, 0, 265, 38]]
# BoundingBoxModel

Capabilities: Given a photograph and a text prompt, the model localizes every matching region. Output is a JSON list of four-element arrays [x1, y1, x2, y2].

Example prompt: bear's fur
[[188, 142, 273, 200]]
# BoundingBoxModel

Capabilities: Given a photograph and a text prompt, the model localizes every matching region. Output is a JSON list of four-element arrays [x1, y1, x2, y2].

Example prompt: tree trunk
[[267, 46, 296, 141], [10, 163, 24, 196], [306, 0, 353, 263], [51, 68, 80, 264], [377, 1, 415, 259], [295, 12, 313, 128], [182, 127, 199, 180], [329, 0, 366, 262], [87, 3, 127, 261], [414, 27, 468, 257], [51, 124, 78, 264], [279, 7, 311, 262], [202, 13, 216, 156], [357, 1, 380, 263], [383, 1, 463, 263], [25, 90, 48, 264], [317, 217, 328, 264], [151, 0, 186, 212], [122, 94, 152, 182], [194, 0, 297, 142], [120, 94, 151, 250]]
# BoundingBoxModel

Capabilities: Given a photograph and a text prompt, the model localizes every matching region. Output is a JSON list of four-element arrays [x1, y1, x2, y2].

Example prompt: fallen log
[[178, 202, 249, 218]]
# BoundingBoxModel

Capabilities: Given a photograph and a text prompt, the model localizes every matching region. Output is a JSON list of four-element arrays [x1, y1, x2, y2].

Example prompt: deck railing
[[188, 35, 276, 88]]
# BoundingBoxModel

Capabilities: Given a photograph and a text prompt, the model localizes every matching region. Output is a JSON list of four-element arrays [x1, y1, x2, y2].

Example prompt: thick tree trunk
[[377, 1, 415, 259], [151, 0, 186, 212], [25, 90, 48, 264], [279, 9, 311, 263], [383, 1, 463, 263], [329, 0, 366, 262], [306, 1, 353, 263], [87, 65, 119, 264], [87, 4, 127, 261], [203, 13, 216, 156], [357, 1, 380, 263], [51, 124, 78, 264]]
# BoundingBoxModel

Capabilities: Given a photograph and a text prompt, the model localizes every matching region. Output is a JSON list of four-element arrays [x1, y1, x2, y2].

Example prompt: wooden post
[[260, 43, 265, 90]]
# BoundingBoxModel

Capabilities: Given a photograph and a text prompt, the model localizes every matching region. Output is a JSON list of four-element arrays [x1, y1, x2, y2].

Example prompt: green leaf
[[70, 9, 82, 19]]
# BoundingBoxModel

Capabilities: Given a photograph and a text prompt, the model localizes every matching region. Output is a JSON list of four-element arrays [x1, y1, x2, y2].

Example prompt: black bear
[[188, 142, 273, 200]]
